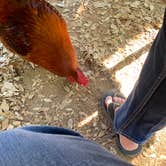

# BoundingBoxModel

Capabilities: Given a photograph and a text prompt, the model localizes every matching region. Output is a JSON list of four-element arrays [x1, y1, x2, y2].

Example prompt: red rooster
[[0, 0, 88, 86]]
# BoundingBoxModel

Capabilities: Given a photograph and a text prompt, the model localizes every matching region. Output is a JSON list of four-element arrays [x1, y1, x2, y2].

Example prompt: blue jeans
[[0, 126, 131, 166], [114, 9, 166, 144]]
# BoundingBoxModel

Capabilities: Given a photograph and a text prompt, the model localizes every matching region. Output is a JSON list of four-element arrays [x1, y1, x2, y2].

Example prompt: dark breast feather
[[0, 0, 64, 56], [0, 8, 34, 56]]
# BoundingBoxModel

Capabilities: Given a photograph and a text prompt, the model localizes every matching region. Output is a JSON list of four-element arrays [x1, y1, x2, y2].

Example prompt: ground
[[0, 0, 166, 165]]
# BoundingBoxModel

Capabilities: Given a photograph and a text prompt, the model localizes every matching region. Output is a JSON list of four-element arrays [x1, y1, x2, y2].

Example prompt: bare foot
[[105, 96, 139, 151]]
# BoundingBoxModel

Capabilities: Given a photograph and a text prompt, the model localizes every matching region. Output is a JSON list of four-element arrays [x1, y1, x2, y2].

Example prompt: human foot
[[105, 96, 139, 151]]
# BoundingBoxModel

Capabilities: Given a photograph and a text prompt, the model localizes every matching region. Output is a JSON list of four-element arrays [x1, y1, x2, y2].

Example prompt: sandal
[[101, 90, 125, 124], [101, 90, 142, 156], [115, 135, 142, 156]]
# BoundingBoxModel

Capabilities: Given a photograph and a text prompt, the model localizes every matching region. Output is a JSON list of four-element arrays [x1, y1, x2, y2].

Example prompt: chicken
[[0, 0, 88, 86]]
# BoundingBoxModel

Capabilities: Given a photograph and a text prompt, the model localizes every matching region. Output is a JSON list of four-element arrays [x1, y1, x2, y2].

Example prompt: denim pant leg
[[0, 126, 132, 166], [114, 9, 166, 144]]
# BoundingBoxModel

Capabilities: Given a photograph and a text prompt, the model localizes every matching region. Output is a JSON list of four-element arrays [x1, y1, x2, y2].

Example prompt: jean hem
[[114, 127, 152, 144], [114, 64, 166, 143]]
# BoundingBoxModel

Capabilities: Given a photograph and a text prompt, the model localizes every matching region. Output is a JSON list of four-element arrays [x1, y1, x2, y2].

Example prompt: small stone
[[142, 151, 149, 157], [98, 131, 105, 137], [0, 115, 4, 121], [56, 1, 65, 8], [93, 132, 98, 137], [150, 5, 154, 11], [43, 98, 52, 103], [0, 100, 10, 112], [67, 119, 74, 129], [28, 93, 35, 100], [93, 2, 108, 8], [12, 105, 21, 111], [65, 108, 73, 111], [130, 1, 140, 8], [101, 123, 107, 130], [1, 81, 18, 97], [12, 121, 21, 126], [29, 62, 36, 69], [33, 107, 41, 111], [7, 124, 14, 130], [93, 122, 97, 127], [14, 77, 21, 81], [64, 86, 70, 92], [51, 104, 56, 109], [25, 123, 31, 126], [149, 153, 157, 158], [1, 118, 9, 130]]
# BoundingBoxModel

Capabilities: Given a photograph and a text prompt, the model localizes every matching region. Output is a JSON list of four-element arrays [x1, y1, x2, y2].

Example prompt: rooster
[[0, 0, 88, 86]]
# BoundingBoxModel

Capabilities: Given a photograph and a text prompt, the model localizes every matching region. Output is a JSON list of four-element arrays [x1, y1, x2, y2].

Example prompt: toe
[[105, 96, 113, 109], [113, 96, 125, 104]]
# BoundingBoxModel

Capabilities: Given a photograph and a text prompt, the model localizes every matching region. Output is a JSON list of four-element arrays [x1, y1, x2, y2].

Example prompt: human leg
[[101, 9, 166, 155], [0, 126, 132, 166], [114, 11, 166, 143]]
